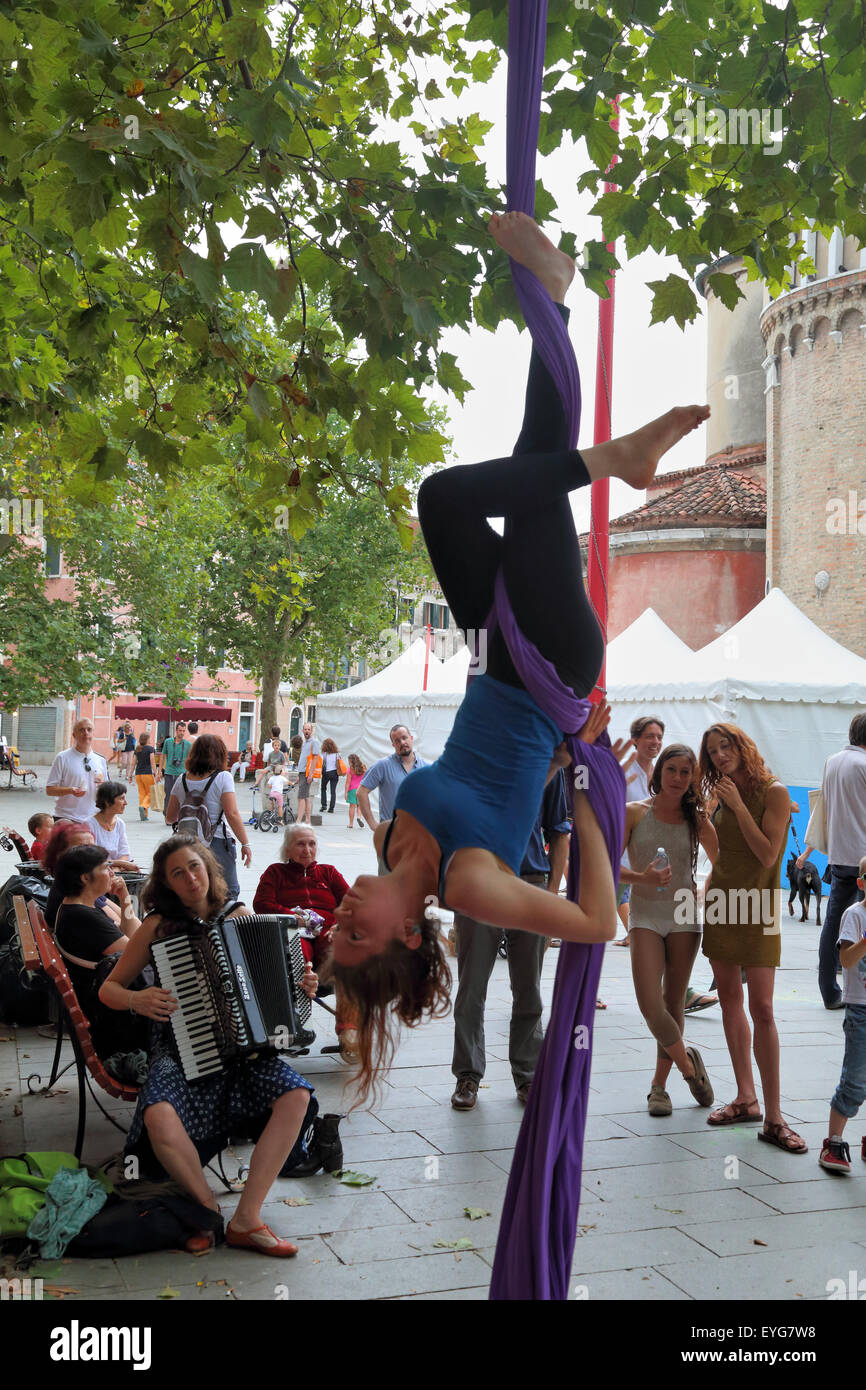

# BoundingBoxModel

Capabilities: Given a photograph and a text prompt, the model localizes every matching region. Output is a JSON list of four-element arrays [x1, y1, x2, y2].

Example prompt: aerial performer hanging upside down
[[330, 212, 709, 1067], [329, 211, 710, 1296]]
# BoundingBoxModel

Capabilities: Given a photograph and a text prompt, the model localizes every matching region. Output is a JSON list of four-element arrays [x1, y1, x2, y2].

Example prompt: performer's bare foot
[[488, 210, 575, 303], [582, 405, 711, 491]]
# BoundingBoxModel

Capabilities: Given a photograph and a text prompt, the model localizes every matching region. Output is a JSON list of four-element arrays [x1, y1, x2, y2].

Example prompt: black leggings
[[416, 308, 604, 700]]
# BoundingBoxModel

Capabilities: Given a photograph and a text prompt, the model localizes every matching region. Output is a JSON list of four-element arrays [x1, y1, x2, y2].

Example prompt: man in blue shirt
[[357, 725, 427, 831], [450, 770, 571, 1110]]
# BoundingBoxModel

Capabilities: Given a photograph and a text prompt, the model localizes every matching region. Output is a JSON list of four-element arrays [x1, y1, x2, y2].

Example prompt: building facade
[[594, 227, 864, 656], [759, 233, 866, 656]]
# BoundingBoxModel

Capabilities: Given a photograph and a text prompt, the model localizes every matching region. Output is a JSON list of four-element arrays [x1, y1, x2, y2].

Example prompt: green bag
[[0, 1152, 81, 1241]]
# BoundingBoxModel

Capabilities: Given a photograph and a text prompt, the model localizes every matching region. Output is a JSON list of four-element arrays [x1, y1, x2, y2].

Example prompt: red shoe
[[185, 1230, 215, 1255], [225, 1222, 298, 1257], [818, 1136, 851, 1174]]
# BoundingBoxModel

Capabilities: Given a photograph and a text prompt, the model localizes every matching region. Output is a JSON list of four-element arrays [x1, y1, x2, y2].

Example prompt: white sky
[[420, 68, 709, 532]]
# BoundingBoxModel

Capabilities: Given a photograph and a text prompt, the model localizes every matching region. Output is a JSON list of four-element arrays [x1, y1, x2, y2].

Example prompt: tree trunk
[[259, 653, 283, 748], [257, 609, 293, 746]]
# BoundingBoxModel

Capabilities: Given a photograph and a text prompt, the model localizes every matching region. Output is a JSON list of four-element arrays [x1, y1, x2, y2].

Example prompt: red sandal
[[225, 1222, 298, 1257]]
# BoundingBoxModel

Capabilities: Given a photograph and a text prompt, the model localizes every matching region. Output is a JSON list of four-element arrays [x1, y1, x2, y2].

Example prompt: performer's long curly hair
[[648, 744, 706, 884], [325, 917, 451, 1104], [697, 723, 775, 804]]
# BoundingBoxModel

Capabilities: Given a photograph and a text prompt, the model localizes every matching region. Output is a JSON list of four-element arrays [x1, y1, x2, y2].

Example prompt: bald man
[[46, 718, 109, 822]]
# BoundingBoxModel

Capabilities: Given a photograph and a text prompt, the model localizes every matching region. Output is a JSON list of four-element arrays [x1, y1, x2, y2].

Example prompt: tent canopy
[[316, 638, 446, 707], [678, 587, 866, 703], [316, 590, 866, 785], [605, 607, 696, 696], [113, 701, 231, 721]]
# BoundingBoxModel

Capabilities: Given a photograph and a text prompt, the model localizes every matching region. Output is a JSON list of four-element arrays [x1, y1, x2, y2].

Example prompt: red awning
[[113, 701, 232, 722]]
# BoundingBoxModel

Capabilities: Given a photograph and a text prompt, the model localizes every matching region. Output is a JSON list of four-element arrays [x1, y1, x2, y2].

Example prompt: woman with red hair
[[44, 821, 98, 928], [699, 723, 806, 1153], [43, 821, 135, 935]]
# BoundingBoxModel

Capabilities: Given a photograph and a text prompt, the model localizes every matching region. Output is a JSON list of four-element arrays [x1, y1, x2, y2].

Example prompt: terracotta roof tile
[[610, 463, 766, 532]]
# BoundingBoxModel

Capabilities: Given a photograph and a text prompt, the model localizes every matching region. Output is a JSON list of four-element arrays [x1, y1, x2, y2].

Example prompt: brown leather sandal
[[707, 1099, 763, 1126], [758, 1121, 808, 1153]]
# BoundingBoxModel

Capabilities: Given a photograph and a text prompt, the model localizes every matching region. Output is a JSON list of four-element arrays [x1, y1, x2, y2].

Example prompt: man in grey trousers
[[450, 770, 571, 1109]]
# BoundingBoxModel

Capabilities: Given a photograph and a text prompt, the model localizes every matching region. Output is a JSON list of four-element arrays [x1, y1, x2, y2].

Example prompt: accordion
[[151, 914, 312, 1082]]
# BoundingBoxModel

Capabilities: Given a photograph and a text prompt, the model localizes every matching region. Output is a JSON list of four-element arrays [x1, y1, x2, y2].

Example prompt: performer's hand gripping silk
[[329, 213, 709, 1095]]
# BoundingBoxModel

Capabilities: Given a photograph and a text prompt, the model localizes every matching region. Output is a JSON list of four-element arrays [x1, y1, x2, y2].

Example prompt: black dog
[[786, 854, 823, 924]]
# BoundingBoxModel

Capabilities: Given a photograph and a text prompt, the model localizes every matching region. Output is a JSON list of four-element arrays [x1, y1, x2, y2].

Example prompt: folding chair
[[26, 900, 140, 1160]]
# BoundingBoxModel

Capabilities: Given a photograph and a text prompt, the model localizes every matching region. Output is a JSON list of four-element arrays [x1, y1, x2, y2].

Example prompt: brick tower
[[759, 230, 866, 657]]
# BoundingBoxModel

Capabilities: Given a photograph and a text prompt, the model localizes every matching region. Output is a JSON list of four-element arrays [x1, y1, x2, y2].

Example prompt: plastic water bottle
[[654, 847, 670, 893]]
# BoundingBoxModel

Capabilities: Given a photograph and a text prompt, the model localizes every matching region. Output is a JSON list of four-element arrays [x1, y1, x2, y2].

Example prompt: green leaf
[[181, 320, 209, 352], [179, 250, 221, 307], [65, 412, 107, 463], [333, 1170, 376, 1186], [157, 1284, 181, 1299], [585, 120, 619, 174], [705, 271, 743, 311], [223, 243, 293, 324], [647, 274, 700, 329], [433, 1237, 475, 1249], [244, 206, 285, 242], [464, 1206, 491, 1221], [184, 438, 225, 472]]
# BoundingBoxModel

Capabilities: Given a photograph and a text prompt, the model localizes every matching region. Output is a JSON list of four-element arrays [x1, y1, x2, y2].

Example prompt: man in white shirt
[[799, 714, 866, 1009], [46, 718, 109, 823], [297, 722, 320, 824]]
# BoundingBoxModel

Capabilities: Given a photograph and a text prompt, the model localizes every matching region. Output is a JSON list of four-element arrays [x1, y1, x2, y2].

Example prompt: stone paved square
[[2, 778, 864, 1302]]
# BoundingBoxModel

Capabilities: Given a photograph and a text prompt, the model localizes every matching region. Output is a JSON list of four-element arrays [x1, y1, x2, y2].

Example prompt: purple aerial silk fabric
[[487, 0, 626, 1301], [487, 577, 625, 1301], [505, 0, 581, 447]]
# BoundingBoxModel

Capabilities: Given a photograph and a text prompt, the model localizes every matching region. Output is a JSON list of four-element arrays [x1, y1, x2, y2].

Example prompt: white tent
[[316, 639, 447, 765], [606, 589, 866, 786], [603, 607, 727, 765], [317, 591, 866, 786]]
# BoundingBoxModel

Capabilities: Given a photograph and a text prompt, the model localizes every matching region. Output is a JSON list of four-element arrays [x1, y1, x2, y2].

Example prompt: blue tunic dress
[[384, 674, 563, 905]]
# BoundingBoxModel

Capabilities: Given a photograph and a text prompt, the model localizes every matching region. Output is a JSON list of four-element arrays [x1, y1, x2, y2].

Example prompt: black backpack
[[0, 870, 53, 1025], [0, 869, 51, 948]]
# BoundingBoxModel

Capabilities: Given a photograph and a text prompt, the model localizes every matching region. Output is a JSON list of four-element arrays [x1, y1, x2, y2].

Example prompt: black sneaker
[[818, 1135, 851, 1173]]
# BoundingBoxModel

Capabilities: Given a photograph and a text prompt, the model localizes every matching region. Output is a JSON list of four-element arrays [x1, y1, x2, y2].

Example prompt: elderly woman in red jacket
[[253, 823, 358, 1059]]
